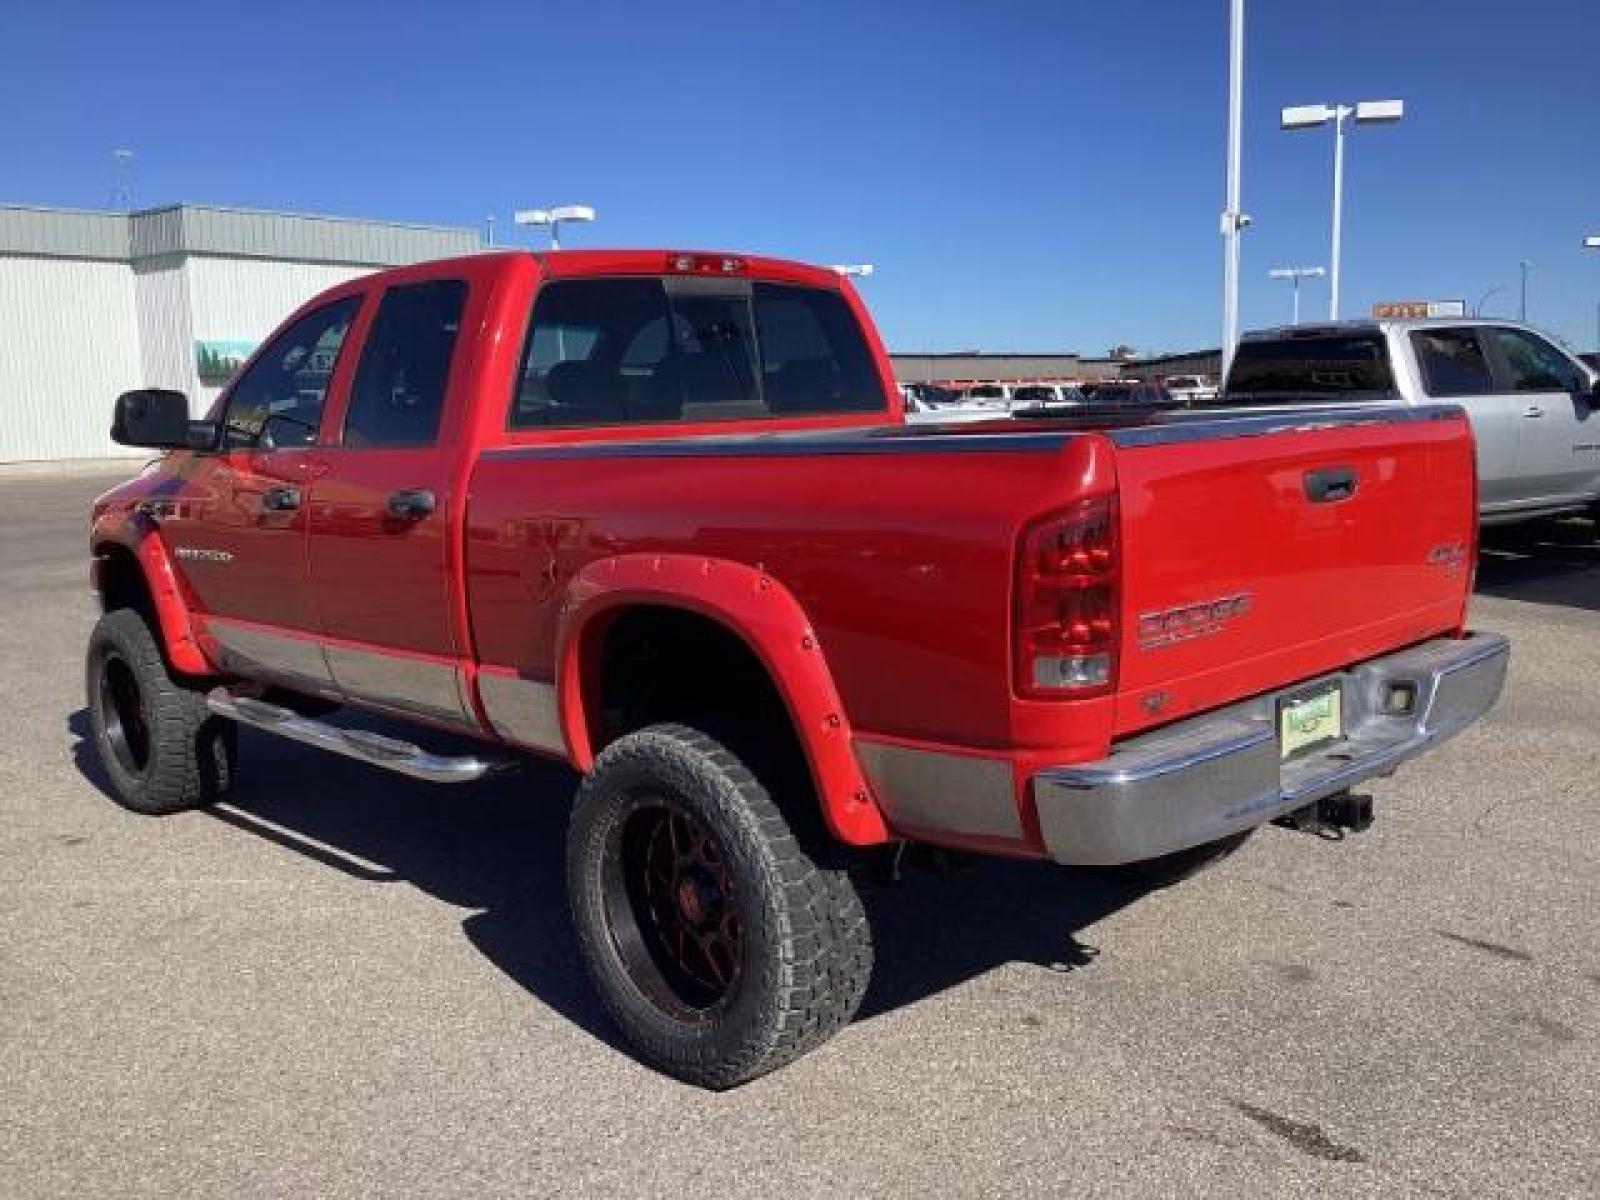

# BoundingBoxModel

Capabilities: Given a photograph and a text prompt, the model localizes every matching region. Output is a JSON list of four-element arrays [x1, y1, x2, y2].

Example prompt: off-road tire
[[566, 723, 872, 1089], [1089, 829, 1254, 890], [86, 609, 235, 815]]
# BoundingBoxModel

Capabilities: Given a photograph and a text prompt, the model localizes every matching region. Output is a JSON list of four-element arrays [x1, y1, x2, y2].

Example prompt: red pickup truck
[[88, 249, 1508, 1087]]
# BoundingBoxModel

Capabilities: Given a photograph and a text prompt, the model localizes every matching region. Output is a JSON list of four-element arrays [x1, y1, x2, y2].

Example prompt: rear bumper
[[1032, 633, 1509, 865]]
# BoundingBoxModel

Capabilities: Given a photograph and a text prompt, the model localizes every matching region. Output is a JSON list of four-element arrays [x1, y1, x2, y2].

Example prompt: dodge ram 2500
[[88, 248, 1508, 1088]]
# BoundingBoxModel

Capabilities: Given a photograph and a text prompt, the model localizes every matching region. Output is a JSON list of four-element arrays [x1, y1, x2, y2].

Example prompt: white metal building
[[0, 205, 480, 462]]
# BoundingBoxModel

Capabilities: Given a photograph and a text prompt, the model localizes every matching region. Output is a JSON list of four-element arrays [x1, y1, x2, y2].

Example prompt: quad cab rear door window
[[508, 277, 888, 428]]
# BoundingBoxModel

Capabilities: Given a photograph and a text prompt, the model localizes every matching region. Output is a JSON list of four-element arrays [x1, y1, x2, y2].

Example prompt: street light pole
[[1474, 284, 1507, 317], [1268, 266, 1326, 324], [1519, 260, 1531, 321], [1220, 0, 1248, 381], [1329, 107, 1348, 320], [1282, 98, 1403, 320], [1586, 238, 1600, 350], [513, 204, 597, 250]]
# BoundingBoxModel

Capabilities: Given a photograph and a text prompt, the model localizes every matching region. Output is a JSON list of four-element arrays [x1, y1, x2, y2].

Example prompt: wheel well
[[591, 606, 823, 837], [94, 543, 155, 625]]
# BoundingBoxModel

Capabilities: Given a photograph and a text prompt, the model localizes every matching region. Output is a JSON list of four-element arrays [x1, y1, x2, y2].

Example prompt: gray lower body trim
[[324, 643, 476, 729], [208, 619, 338, 694], [854, 739, 1021, 841], [1033, 632, 1510, 865], [205, 618, 477, 729], [477, 670, 565, 755]]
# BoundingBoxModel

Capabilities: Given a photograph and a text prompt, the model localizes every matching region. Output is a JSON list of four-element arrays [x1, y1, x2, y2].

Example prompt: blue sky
[[5, 0, 1598, 354]]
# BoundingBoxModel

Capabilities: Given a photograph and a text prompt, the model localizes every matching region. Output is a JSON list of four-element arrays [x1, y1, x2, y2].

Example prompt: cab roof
[[461, 247, 846, 289]]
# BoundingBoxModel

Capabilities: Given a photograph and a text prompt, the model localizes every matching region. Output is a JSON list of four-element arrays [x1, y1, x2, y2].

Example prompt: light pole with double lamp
[[1281, 99, 1404, 320], [513, 204, 597, 250], [1267, 265, 1325, 324]]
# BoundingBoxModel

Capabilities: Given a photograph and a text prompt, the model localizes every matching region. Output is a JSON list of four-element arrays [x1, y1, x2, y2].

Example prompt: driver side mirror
[[111, 389, 215, 450]]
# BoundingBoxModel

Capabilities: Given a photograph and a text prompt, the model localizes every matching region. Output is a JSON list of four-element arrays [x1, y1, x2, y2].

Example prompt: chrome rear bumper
[[1032, 633, 1509, 866]]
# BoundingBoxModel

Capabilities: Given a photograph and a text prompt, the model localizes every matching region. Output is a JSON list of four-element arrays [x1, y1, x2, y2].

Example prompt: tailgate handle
[[1304, 467, 1358, 504]]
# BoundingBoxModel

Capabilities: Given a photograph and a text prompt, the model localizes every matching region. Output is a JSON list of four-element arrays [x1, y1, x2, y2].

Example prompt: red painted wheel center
[[676, 876, 707, 925]]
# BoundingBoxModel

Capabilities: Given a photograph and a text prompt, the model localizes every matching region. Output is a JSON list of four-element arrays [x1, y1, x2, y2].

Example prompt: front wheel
[[566, 723, 872, 1089], [86, 609, 235, 815]]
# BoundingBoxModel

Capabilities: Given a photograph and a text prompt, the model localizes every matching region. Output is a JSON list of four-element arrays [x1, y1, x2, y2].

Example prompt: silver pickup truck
[[1224, 319, 1600, 525]]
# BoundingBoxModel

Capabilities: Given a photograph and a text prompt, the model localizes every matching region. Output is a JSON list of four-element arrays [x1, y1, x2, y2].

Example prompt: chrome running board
[[206, 689, 511, 784]]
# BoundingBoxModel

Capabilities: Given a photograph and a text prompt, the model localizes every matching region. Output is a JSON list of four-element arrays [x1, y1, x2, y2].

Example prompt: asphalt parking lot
[[3, 467, 1596, 1198]]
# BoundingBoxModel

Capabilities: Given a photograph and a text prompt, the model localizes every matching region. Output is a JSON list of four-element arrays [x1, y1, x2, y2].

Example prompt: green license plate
[[1279, 684, 1343, 760]]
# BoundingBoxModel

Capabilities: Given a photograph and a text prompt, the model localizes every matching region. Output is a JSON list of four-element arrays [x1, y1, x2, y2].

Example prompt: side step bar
[[206, 689, 512, 784]]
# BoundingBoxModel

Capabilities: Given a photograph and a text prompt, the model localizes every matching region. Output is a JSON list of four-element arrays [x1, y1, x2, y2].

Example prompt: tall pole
[[1329, 107, 1348, 320], [1291, 275, 1301, 325], [1221, 0, 1246, 379], [1519, 260, 1529, 320]]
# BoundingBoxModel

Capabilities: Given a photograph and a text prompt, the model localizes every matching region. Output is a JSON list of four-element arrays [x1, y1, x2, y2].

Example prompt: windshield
[[1223, 335, 1395, 402]]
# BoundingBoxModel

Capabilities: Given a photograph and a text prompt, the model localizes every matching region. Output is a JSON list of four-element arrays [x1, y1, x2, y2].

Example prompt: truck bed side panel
[[465, 434, 1112, 752]]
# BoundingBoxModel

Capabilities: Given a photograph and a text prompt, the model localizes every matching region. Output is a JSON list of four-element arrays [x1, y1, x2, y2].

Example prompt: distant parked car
[[961, 383, 1014, 407], [1163, 374, 1219, 405], [1011, 384, 1087, 409], [1218, 319, 1600, 526], [898, 383, 963, 413], [1081, 380, 1177, 407]]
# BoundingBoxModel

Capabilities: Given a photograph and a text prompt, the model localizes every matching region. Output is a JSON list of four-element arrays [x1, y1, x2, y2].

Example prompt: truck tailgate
[[1109, 406, 1475, 737]]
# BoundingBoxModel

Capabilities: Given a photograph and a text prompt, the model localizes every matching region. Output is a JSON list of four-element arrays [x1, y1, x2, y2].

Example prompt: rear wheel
[[566, 723, 871, 1089], [86, 609, 235, 815]]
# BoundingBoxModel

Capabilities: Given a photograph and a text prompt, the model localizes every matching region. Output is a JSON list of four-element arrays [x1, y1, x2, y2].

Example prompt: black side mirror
[[111, 389, 202, 449]]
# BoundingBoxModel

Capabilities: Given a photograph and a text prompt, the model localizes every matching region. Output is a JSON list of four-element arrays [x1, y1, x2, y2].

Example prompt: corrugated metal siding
[[0, 256, 144, 461], [151, 207, 479, 266], [0, 207, 129, 261], [133, 256, 198, 407], [890, 354, 1086, 383], [126, 207, 187, 262], [4, 204, 479, 268], [0, 205, 482, 460], [185, 256, 377, 410]]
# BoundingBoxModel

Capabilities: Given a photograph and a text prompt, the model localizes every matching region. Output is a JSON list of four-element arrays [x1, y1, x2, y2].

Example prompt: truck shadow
[[1475, 520, 1600, 614], [67, 709, 1138, 1048]]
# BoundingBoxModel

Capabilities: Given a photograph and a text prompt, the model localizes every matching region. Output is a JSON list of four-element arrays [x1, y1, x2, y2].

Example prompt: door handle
[[261, 486, 301, 512], [387, 488, 437, 520], [1303, 466, 1358, 504], [1522, 404, 1546, 419]]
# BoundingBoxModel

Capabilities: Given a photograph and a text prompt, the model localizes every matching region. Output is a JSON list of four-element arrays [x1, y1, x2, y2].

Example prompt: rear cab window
[[508, 276, 887, 429], [1222, 333, 1396, 404]]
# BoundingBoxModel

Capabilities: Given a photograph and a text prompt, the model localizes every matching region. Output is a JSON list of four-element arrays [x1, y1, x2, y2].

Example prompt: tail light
[[1014, 496, 1119, 699]]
